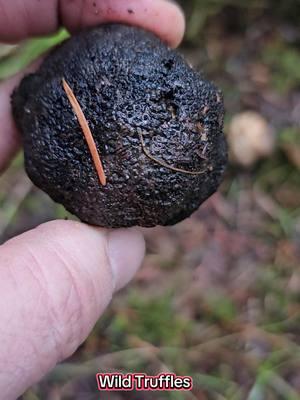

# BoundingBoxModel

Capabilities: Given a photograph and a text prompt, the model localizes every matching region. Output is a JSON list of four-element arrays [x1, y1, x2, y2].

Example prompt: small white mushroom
[[227, 111, 275, 167]]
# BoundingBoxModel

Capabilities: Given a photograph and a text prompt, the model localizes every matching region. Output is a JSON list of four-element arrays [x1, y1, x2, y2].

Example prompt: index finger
[[0, 0, 185, 48]]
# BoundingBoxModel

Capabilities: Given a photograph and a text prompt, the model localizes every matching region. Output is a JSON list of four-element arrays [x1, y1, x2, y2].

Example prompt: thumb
[[0, 220, 145, 400]]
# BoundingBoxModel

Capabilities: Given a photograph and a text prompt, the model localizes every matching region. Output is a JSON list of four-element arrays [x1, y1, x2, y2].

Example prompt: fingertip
[[164, 1, 186, 48], [107, 228, 145, 291], [61, 0, 186, 48], [30, 219, 145, 294], [37, 221, 145, 292]]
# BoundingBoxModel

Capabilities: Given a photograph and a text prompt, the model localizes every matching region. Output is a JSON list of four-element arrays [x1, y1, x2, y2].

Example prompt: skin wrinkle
[[3, 231, 87, 363], [86, 228, 117, 297], [53, 232, 105, 308], [44, 302, 68, 364], [5, 262, 31, 362], [28, 263, 62, 353], [21, 249, 47, 323], [7, 243, 65, 366], [0, 268, 46, 396], [22, 243, 48, 293], [25, 245, 68, 362], [22, 244, 54, 327], [22, 323, 59, 375], [39, 245, 85, 360], [77, 247, 113, 323], [53, 226, 114, 314], [0, 298, 46, 397], [41, 226, 113, 358], [47, 244, 86, 358], [12, 258, 49, 366], [48, 289, 77, 363]]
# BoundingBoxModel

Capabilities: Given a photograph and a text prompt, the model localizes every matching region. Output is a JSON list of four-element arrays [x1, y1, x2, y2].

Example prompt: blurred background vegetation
[[1, 0, 299, 399]]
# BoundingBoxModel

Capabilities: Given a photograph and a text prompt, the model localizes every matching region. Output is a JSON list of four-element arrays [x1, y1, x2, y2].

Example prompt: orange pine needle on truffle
[[62, 78, 107, 186]]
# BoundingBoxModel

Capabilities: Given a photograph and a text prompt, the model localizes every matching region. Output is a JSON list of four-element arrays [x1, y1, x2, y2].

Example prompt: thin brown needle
[[138, 130, 207, 176], [62, 78, 107, 186]]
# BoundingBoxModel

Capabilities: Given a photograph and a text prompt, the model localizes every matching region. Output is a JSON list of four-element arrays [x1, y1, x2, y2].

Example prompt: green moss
[[279, 128, 300, 145], [109, 291, 190, 347], [264, 44, 300, 93]]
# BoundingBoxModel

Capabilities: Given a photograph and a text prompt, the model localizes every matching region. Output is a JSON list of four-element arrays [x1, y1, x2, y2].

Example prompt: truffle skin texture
[[12, 24, 227, 228]]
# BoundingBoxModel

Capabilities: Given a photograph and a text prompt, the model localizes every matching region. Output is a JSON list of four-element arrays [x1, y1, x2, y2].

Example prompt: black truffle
[[12, 24, 227, 228]]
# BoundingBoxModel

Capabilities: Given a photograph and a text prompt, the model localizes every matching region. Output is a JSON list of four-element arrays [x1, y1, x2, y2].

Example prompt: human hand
[[0, 1, 185, 399]]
